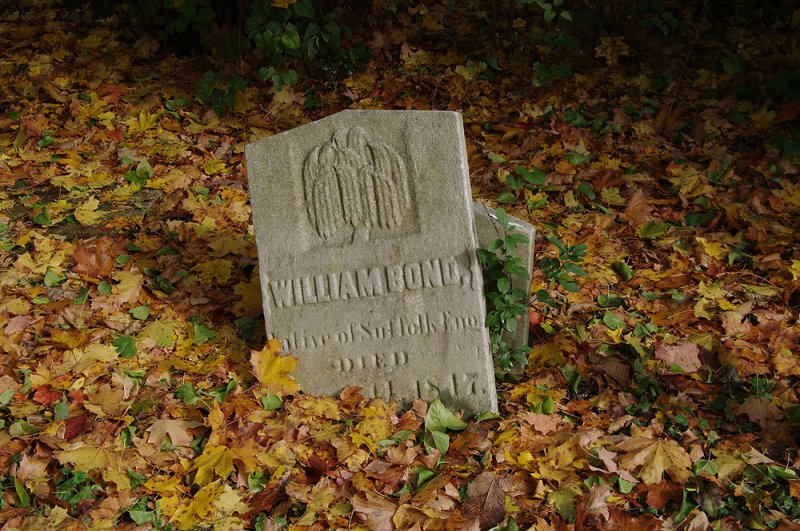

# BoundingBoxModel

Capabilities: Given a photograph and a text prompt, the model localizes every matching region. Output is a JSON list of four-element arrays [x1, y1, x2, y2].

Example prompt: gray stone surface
[[472, 203, 535, 353], [246, 110, 497, 415]]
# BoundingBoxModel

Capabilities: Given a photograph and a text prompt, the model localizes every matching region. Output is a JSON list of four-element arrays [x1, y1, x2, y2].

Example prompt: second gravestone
[[246, 110, 497, 414]]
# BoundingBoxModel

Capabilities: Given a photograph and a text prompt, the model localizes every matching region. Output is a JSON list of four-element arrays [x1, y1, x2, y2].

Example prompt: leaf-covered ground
[[1, 1, 800, 529]]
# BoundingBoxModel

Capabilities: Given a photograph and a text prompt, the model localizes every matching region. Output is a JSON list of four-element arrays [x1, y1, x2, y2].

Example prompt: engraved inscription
[[273, 311, 482, 351], [415, 372, 486, 400], [333, 351, 409, 371], [360, 372, 487, 401], [304, 127, 411, 243], [268, 256, 482, 309]]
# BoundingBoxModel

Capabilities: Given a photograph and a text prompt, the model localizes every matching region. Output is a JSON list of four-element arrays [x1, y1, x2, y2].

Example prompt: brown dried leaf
[[72, 237, 122, 279], [352, 492, 397, 531], [522, 412, 561, 434], [736, 396, 782, 428], [644, 480, 683, 510], [618, 437, 692, 485], [462, 472, 505, 530], [146, 418, 203, 447], [579, 483, 610, 522], [655, 341, 702, 373]]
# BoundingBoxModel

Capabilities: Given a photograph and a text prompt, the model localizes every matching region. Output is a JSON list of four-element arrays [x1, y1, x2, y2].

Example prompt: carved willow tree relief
[[303, 128, 412, 243]]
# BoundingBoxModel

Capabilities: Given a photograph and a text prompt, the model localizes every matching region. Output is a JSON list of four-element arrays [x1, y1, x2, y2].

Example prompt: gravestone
[[246, 110, 497, 415], [472, 203, 535, 354]]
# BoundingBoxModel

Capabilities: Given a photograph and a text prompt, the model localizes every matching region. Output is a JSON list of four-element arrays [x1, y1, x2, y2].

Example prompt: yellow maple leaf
[[202, 159, 227, 176], [233, 278, 263, 317], [790, 260, 800, 281], [250, 339, 300, 393], [59, 343, 118, 376], [527, 336, 575, 371], [144, 474, 186, 497], [54, 442, 131, 490], [170, 481, 223, 530], [192, 258, 233, 285], [192, 444, 236, 487], [297, 395, 341, 420], [351, 399, 392, 450], [127, 107, 158, 134], [696, 237, 728, 260], [606, 327, 624, 343], [171, 482, 249, 531], [594, 36, 631, 65], [618, 437, 692, 485], [666, 163, 713, 198], [296, 479, 336, 525], [74, 195, 103, 225], [750, 108, 776, 130]]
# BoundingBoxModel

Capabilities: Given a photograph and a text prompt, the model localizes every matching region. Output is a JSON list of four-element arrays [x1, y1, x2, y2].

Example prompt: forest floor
[[1, 1, 799, 529]]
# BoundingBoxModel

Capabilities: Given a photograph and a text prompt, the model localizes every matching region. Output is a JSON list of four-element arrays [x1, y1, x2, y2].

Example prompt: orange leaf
[[72, 237, 123, 279]]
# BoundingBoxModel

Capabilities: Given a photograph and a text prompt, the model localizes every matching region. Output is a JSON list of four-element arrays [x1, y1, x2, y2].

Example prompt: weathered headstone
[[246, 110, 497, 414], [472, 203, 535, 353]]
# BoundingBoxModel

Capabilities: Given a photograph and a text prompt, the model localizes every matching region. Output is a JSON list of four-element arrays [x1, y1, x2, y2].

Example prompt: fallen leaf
[[462, 472, 505, 530], [736, 396, 782, 428], [579, 483, 610, 522], [147, 418, 203, 447], [353, 492, 397, 531], [521, 412, 561, 434], [250, 339, 300, 393], [655, 341, 703, 373], [644, 479, 683, 509], [72, 237, 122, 279], [618, 437, 692, 485], [192, 444, 236, 487]]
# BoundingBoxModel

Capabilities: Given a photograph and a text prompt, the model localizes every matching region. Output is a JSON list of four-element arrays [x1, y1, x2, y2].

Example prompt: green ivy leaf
[[494, 208, 509, 230], [0, 388, 14, 406], [193, 324, 217, 345], [113, 335, 136, 359], [597, 294, 623, 308], [292, 0, 315, 19], [425, 399, 468, 433], [54, 398, 69, 420], [130, 305, 150, 320], [127, 469, 148, 489], [14, 477, 30, 508], [44, 267, 66, 287], [209, 380, 236, 403], [602, 310, 626, 330], [281, 69, 299, 86], [515, 165, 546, 185], [611, 261, 634, 281], [497, 277, 511, 293], [638, 221, 670, 240], [616, 476, 635, 494], [129, 509, 156, 525], [261, 393, 282, 411], [9, 419, 37, 437], [136, 159, 154, 181], [430, 430, 450, 454], [175, 383, 198, 405], [414, 467, 435, 488], [565, 151, 592, 165], [474, 411, 501, 422], [281, 24, 301, 49], [33, 206, 52, 226], [497, 191, 516, 203]]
